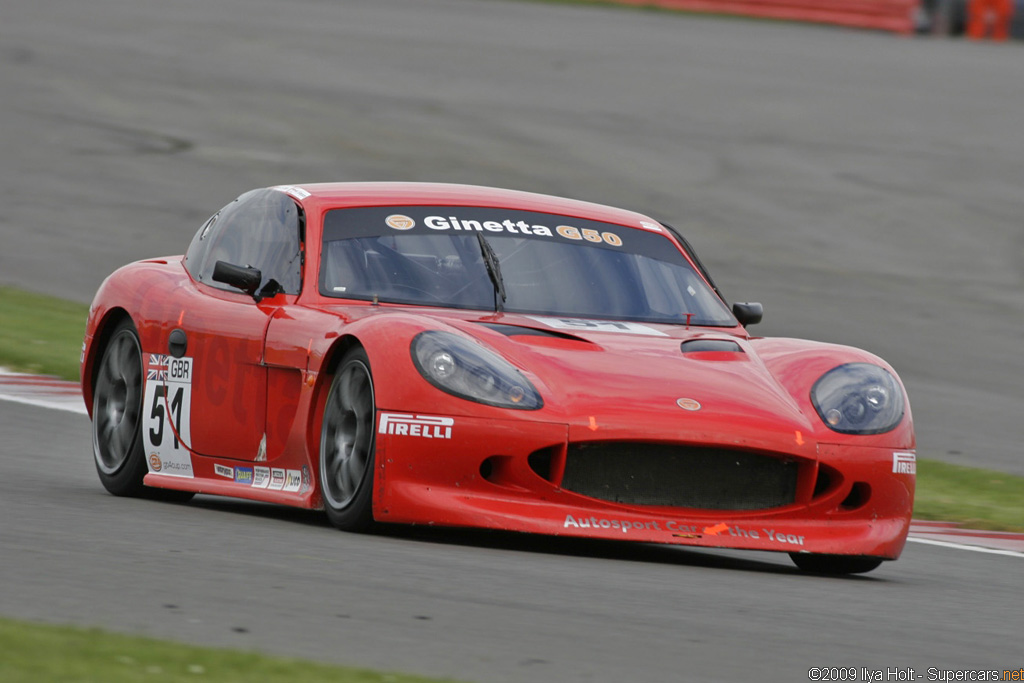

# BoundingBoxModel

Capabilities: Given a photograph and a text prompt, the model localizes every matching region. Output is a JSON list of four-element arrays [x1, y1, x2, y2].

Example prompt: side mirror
[[213, 261, 262, 299], [732, 302, 763, 327]]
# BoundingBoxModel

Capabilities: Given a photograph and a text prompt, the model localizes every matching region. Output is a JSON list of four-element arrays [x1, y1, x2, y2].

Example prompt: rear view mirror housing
[[732, 302, 763, 327]]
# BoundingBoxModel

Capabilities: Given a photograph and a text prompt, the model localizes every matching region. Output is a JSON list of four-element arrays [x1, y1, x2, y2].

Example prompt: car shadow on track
[[185, 495, 884, 580], [379, 525, 889, 580]]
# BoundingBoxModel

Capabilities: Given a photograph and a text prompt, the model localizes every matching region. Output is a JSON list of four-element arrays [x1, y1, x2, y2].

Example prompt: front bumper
[[373, 414, 915, 559]]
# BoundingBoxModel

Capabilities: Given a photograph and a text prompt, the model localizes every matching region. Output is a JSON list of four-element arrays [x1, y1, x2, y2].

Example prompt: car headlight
[[411, 331, 543, 410], [811, 363, 905, 435]]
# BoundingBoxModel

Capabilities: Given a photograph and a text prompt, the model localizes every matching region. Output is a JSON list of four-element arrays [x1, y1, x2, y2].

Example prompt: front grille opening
[[813, 464, 842, 499], [480, 454, 550, 490], [840, 482, 871, 511], [479, 457, 495, 482], [560, 442, 798, 510], [527, 447, 555, 482]]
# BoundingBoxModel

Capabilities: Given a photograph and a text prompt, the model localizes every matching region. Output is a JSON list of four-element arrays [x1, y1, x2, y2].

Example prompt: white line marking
[[0, 367, 87, 414], [0, 393, 88, 415], [907, 536, 1024, 558]]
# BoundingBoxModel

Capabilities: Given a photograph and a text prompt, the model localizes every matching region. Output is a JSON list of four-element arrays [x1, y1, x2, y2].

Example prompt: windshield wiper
[[476, 232, 506, 312]]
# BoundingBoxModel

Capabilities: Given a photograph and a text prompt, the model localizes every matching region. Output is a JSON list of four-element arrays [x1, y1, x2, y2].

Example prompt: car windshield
[[319, 206, 736, 327]]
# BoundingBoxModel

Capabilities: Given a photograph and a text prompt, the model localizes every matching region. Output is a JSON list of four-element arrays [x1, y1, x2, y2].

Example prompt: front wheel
[[790, 553, 884, 575], [319, 348, 376, 532], [91, 319, 193, 502], [92, 320, 148, 496]]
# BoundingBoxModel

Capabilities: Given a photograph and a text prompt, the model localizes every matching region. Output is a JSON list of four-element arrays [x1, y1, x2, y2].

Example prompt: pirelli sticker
[[378, 413, 454, 440], [893, 452, 916, 475]]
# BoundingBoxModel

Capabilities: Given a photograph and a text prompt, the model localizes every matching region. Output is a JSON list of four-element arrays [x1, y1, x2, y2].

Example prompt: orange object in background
[[967, 0, 1014, 39]]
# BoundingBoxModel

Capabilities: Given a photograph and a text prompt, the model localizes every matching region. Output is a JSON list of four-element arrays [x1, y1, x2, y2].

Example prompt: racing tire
[[320, 347, 377, 532], [789, 553, 884, 575], [92, 319, 193, 502]]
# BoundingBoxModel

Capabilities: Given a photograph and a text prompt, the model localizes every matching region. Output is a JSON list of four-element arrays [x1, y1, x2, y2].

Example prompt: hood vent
[[476, 322, 588, 342], [680, 339, 743, 354]]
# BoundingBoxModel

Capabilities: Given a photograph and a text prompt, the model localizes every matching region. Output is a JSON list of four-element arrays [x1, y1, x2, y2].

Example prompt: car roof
[[275, 182, 663, 230]]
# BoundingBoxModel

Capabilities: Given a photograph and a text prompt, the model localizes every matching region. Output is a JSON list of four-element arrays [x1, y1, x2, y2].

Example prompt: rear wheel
[[790, 553, 884, 575], [319, 348, 376, 532], [92, 319, 192, 502]]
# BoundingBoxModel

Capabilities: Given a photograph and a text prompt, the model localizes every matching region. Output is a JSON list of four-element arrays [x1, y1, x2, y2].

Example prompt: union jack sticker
[[146, 354, 169, 381]]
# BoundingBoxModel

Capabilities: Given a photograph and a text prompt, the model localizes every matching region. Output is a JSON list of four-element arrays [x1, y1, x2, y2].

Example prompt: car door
[[169, 188, 303, 462]]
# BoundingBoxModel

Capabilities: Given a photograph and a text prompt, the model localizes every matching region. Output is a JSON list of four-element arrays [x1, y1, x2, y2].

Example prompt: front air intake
[[560, 443, 798, 510]]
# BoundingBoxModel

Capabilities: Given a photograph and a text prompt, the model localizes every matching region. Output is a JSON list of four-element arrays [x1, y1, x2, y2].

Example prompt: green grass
[[913, 459, 1024, 532], [0, 286, 89, 381], [0, 617, 459, 683]]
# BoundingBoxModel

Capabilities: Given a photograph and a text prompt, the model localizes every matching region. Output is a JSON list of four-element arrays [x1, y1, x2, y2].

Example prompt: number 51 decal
[[142, 354, 194, 478]]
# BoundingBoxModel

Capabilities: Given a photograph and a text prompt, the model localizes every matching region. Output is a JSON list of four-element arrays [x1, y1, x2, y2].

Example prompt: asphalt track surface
[[1, 0, 1023, 681]]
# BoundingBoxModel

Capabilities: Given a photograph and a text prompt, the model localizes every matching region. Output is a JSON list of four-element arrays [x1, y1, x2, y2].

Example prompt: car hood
[[429, 312, 821, 457]]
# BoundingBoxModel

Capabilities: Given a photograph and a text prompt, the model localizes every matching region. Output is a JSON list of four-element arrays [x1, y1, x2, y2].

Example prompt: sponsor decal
[[284, 469, 302, 493], [269, 468, 286, 491], [234, 467, 254, 485], [563, 514, 663, 534], [214, 464, 233, 479], [300, 465, 312, 494], [665, 521, 700, 534], [527, 316, 668, 337], [893, 451, 916, 475], [555, 225, 623, 247], [378, 413, 454, 439], [425, 214, 552, 236], [149, 453, 162, 472], [252, 466, 271, 489], [419, 214, 623, 247], [273, 185, 311, 200], [676, 398, 701, 412], [385, 214, 416, 230], [726, 525, 805, 546], [563, 516, 805, 546]]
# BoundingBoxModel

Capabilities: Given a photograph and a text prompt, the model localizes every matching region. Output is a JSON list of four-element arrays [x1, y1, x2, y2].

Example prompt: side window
[[184, 213, 219, 279], [184, 189, 303, 295]]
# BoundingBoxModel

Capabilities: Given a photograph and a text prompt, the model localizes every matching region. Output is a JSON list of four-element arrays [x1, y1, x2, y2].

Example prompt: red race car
[[81, 182, 915, 574]]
